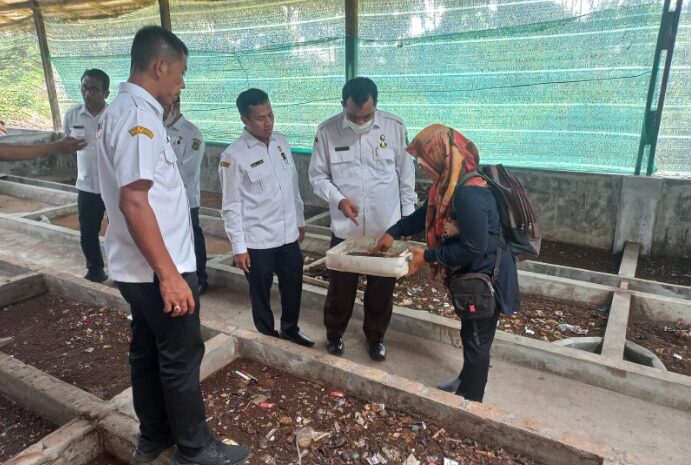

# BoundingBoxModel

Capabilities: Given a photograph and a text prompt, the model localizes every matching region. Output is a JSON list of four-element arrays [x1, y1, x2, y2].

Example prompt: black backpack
[[457, 164, 541, 260]]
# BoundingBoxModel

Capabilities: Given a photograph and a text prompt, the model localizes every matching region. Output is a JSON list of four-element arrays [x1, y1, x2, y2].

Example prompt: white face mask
[[345, 112, 374, 135]]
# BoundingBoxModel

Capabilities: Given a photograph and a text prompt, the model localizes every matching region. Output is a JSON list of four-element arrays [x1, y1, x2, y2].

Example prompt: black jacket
[[387, 186, 520, 314]]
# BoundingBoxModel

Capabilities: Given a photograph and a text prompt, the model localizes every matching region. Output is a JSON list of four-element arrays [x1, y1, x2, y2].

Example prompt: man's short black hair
[[130, 26, 188, 72], [236, 88, 269, 117], [342, 77, 378, 107], [81, 69, 110, 92]]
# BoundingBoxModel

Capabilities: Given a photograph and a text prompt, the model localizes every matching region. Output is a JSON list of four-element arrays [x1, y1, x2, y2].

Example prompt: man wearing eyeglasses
[[63, 69, 110, 282]]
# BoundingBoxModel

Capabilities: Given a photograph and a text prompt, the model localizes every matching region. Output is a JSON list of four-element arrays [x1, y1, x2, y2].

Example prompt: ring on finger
[[173, 304, 181, 312]]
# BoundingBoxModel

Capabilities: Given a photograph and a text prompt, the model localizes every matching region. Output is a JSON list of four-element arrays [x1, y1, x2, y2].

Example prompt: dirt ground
[[636, 255, 691, 287], [532, 240, 621, 274], [203, 358, 540, 465], [0, 294, 131, 400], [0, 395, 56, 462], [50, 213, 108, 236], [627, 314, 690, 377], [85, 453, 128, 465], [302, 251, 324, 268], [206, 234, 232, 255], [499, 295, 608, 342], [0, 194, 49, 214], [304, 263, 607, 342]]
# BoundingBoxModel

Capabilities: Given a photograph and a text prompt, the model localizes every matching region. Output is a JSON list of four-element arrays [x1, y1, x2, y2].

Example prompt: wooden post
[[345, 0, 359, 82], [32, 4, 62, 132], [159, 0, 172, 31]]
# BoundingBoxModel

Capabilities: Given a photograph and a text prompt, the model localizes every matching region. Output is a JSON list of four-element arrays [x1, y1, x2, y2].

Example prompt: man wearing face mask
[[164, 96, 208, 293], [308, 77, 417, 361]]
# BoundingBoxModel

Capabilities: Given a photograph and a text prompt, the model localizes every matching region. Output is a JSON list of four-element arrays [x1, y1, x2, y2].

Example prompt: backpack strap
[[492, 229, 502, 281], [451, 170, 481, 214], [452, 170, 503, 280]]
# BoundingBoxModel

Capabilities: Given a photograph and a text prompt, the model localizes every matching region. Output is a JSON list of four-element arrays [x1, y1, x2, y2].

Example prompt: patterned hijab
[[406, 124, 485, 269]]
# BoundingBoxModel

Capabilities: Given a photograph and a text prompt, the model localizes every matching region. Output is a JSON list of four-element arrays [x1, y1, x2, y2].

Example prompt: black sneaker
[[132, 435, 174, 462], [84, 269, 108, 283], [171, 440, 249, 465], [436, 377, 461, 393]]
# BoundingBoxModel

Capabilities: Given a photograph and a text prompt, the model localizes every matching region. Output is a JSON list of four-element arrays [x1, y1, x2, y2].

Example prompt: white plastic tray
[[325, 237, 414, 278]]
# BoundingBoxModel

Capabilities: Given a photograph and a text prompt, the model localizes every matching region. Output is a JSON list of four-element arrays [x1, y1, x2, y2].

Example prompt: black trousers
[[324, 235, 396, 343], [456, 310, 501, 402], [117, 273, 212, 455], [77, 190, 105, 272], [190, 208, 208, 286], [245, 241, 303, 337]]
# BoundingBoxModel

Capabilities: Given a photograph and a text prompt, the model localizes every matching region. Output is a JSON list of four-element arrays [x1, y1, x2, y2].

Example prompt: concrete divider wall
[[0, 131, 76, 179], [0, 179, 77, 206], [3, 135, 690, 256], [651, 177, 691, 258], [630, 292, 691, 325]]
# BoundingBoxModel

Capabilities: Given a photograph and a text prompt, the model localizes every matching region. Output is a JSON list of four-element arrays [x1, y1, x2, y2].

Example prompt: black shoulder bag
[[445, 242, 501, 320]]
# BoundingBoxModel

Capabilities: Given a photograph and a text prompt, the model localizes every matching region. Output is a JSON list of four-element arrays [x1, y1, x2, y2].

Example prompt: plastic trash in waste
[[556, 323, 588, 335]]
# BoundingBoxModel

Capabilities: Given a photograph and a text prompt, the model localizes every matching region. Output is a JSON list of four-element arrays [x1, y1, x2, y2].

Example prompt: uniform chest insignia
[[379, 134, 388, 149], [277, 146, 287, 161], [129, 126, 154, 139], [192, 138, 201, 150], [220, 160, 231, 168], [250, 159, 264, 168]]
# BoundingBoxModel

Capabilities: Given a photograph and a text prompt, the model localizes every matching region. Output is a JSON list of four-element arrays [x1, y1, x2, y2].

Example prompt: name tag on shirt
[[250, 159, 264, 168], [335, 146, 350, 152]]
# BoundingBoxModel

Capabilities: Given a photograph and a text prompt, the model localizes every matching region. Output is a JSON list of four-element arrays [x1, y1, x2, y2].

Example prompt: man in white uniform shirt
[[96, 26, 248, 465], [63, 69, 110, 282], [164, 96, 208, 293], [309, 77, 417, 361], [219, 88, 313, 347]]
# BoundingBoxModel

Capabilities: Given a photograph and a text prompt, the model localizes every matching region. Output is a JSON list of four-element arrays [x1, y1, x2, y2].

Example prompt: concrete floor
[[1, 224, 689, 465]]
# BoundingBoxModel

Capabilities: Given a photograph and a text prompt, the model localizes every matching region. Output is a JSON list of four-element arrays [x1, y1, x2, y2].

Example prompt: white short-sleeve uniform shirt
[[96, 82, 195, 283], [64, 104, 106, 194]]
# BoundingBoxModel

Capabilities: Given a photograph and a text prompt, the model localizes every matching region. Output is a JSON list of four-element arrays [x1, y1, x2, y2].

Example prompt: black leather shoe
[[369, 341, 386, 361], [326, 337, 344, 355], [171, 440, 249, 465], [84, 270, 108, 283], [280, 330, 315, 347], [199, 281, 209, 294], [132, 435, 175, 462]]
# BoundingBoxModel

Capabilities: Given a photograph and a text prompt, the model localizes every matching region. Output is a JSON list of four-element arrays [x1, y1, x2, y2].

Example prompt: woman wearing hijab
[[371, 124, 519, 402]]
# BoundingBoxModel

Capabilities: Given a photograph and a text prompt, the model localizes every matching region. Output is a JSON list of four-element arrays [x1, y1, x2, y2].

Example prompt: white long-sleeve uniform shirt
[[64, 104, 107, 194], [165, 115, 205, 209], [308, 110, 417, 239], [219, 130, 305, 255]]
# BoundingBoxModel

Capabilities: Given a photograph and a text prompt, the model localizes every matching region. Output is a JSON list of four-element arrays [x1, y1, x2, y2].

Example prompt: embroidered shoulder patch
[[219, 160, 231, 168], [192, 138, 201, 150], [128, 126, 154, 139]]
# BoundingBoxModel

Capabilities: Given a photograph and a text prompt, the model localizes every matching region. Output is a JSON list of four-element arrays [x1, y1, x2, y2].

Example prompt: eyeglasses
[[80, 85, 103, 93]]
